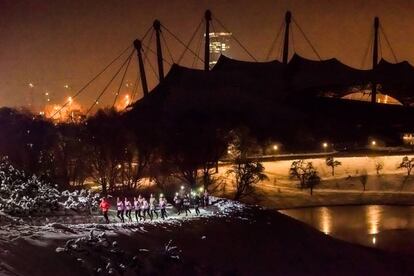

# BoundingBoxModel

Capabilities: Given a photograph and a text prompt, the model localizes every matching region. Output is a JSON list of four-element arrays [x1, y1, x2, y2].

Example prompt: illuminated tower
[[208, 32, 231, 68]]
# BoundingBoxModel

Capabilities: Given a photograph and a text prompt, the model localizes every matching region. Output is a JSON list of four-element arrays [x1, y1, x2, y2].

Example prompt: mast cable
[[361, 27, 373, 69], [162, 22, 204, 64], [85, 50, 134, 116], [193, 25, 204, 68], [266, 21, 284, 60], [130, 74, 140, 103], [292, 17, 321, 61], [213, 15, 257, 61], [112, 49, 135, 107], [161, 32, 175, 63], [380, 24, 398, 63], [51, 44, 133, 118]]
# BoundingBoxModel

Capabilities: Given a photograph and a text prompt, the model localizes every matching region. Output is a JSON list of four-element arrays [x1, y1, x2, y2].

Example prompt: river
[[280, 205, 414, 254]]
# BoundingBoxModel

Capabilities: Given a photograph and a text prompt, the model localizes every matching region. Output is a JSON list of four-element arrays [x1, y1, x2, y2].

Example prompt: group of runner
[[99, 189, 209, 224]]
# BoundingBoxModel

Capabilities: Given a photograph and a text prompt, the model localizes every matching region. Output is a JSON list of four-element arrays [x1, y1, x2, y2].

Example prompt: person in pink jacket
[[99, 197, 110, 224]]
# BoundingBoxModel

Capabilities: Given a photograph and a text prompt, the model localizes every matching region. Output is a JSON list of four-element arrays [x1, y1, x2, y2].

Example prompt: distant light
[[45, 92, 49, 96], [180, 185, 184, 190], [227, 150, 231, 154], [117, 164, 122, 169], [64, 84, 69, 89], [96, 101, 99, 105], [29, 83, 34, 88], [273, 145, 278, 150], [68, 96, 73, 104], [371, 140, 376, 146], [372, 236, 376, 244], [199, 187, 204, 192], [322, 142, 328, 148]]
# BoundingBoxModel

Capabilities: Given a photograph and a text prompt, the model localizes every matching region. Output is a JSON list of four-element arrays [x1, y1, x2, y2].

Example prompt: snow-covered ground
[[0, 197, 250, 275], [1, 196, 413, 276], [0, 197, 244, 247], [213, 154, 414, 209]]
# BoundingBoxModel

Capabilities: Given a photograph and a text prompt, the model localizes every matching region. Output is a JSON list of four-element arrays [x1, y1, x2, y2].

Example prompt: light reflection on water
[[366, 205, 381, 235], [280, 205, 414, 253], [320, 207, 332, 235]]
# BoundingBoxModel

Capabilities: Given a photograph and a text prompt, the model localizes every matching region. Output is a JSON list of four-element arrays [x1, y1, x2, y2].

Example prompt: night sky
[[1, 0, 413, 109]]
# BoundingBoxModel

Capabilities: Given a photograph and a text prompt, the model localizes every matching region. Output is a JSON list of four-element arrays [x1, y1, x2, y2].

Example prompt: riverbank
[[219, 180, 414, 210], [0, 199, 413, 275], [280, 205, 414, 256], [213, 158, 414, 209]]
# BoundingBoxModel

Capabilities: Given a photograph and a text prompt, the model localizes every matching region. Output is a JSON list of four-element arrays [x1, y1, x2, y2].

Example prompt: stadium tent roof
[[131, 53, 414, 108], [374, 59, 414, 103]]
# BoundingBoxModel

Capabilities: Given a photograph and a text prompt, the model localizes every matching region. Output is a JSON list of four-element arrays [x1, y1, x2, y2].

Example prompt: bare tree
[[226, 158, 268, 200], [397, 156, 414, 176], [325, 156, 341, 176], [289, 160, 321, 195], [375, 161, 384, 176], [359, 170, 368, 191]]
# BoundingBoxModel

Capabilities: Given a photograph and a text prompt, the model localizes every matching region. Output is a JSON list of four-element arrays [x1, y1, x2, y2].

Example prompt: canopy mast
[[153, 20, 164, 81], [133, 39, 149, 97], [204, 10, 212, 71], [283, 11, 292, 65], [372, 17, 379, 103]]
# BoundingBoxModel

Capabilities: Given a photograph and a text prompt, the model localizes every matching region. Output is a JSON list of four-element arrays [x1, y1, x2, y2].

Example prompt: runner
[[124, 197, 132, 222], [174, 193, 182, 215], [141, 197, 149, 221], [193, 193, 201, 215], [159, 194, 167, 219], [183, 194, 191, 216], [149, 194, 159, 220], [203, 189, 209, 207], [133, 196, 141, 222], [99, 197, 110, 223], [116, 197, 125, 223]]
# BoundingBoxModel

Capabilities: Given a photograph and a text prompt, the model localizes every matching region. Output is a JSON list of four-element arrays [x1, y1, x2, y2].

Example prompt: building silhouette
[[208, 32, 231, 68]]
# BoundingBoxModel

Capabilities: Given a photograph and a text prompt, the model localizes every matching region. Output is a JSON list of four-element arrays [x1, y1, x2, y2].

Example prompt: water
[[280, 205, 414, 254]]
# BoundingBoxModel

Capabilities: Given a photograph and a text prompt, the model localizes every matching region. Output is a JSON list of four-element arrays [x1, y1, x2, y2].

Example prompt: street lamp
[[273, 145, 278, 151], [322, 142, 328, 149], [371, 140, 376, 146]]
